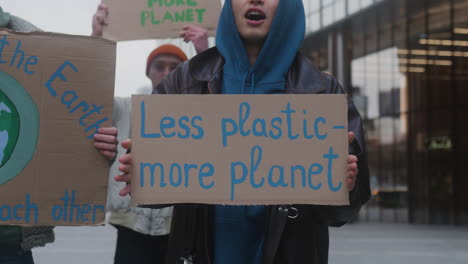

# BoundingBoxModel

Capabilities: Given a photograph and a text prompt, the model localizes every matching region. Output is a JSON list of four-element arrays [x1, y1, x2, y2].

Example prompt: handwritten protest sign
[[0, 31, 115, 226], [131, 95, 349, 206], [103, 0, 222, 41]]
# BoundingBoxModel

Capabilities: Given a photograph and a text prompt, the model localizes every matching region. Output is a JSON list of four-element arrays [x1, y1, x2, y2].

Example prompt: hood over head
[[216, 0, 306, 94]]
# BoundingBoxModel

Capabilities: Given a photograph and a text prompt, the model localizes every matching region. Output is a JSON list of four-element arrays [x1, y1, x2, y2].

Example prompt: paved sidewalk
[[33, 226, 116, 264], [33, 222, 468, 264], [330, 223, 468, 264]]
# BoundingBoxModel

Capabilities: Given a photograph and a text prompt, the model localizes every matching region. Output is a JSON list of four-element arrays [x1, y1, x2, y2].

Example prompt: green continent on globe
[[0, 88, 20, 167]]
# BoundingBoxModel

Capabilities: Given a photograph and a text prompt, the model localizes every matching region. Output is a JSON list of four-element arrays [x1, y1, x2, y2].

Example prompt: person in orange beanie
[[101, 45, 190, 264], [91, 4, 210, 264], [145, 44, 188, 88]]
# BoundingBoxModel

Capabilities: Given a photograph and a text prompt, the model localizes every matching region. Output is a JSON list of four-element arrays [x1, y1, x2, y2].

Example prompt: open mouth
[[245, 8, 266, 22]]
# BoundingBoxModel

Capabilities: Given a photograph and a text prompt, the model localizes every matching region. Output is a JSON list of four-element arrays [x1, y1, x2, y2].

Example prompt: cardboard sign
[[0, 31, 116, 226], [103, 0, 222, 41], [131, 95, 349, 206]]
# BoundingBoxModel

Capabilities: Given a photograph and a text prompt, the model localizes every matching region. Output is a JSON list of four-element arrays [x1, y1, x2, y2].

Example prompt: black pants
[[113, 225, 169, 264], [0, 244, 34, 264]]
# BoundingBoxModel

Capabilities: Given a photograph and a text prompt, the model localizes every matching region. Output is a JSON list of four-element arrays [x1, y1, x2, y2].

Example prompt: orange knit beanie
[[146, 44, 188, 76]]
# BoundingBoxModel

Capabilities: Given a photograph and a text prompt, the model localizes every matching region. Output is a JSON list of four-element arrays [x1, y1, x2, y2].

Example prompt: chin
[[241, 32, 268, 44]]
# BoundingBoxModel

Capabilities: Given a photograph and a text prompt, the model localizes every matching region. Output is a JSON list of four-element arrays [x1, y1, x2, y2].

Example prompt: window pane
[[310, 0, 321, 12], [335, 0, 346, 21], [310, 11, 321, 31], [348, 0, 361, 14], [362, 0, 374, 9], [323, 5, 334, 26], [323, 0, 334, 7]]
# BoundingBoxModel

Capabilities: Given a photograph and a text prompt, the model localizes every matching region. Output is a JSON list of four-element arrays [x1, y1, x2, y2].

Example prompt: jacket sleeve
[[152, 61, 191, 95], [297, 76, 371, 227], [140, 62, 187, 209]]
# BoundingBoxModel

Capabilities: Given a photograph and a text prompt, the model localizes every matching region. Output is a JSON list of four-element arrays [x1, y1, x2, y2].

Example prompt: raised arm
[[180, 25, 209, 54], [91, 3, 109, 37]]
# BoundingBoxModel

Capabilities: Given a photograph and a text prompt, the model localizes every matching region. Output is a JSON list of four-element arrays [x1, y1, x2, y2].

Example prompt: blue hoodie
[[216, 0, 305, 95], [213, 0, 305, 263]]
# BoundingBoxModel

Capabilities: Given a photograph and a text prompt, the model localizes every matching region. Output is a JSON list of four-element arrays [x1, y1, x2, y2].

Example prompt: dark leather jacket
[[152, 47, 370, 264]]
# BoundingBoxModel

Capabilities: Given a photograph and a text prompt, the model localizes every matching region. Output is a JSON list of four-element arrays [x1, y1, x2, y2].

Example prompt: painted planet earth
[[0, 88, 20, 167]]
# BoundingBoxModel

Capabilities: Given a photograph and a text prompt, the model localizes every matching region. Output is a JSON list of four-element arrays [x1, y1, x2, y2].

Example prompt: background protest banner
[[103, 0, 222, 41], [131, 95, 350, 206], [0, 31, 116, 226]]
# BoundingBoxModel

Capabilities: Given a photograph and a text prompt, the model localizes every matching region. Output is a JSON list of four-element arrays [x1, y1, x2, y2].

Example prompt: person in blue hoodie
[[115, 0, 370, 263]]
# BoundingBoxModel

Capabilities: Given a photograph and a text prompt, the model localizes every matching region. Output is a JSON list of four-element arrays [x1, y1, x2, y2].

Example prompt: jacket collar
[[189, 47, 327, 94]]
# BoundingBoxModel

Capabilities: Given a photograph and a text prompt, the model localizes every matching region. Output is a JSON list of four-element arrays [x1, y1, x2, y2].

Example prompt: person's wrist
[[195, 41, 209, 54]]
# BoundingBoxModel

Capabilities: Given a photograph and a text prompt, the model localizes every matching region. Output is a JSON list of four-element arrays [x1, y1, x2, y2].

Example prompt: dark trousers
[[113, 225, 169, 264], [0, 244, 34, 264]]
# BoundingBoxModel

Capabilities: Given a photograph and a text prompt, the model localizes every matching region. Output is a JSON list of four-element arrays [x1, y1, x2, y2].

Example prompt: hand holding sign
[[347, 132, 358, 191], [92, 3, 109, 37], [115, 139, 132, 196], [180, 25, 209, 54], [93, 127, 118, 160]]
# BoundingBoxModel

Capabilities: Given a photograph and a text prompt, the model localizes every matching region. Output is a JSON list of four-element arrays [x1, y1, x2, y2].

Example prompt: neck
[[244, 41, 263, 66]]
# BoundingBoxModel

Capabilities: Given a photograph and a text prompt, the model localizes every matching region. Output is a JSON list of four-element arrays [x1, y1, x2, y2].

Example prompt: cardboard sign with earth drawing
[[0, 30, 115, 226]]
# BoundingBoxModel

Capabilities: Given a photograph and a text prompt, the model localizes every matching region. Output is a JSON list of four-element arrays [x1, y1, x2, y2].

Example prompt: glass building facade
[[302, 0, 468, 225]]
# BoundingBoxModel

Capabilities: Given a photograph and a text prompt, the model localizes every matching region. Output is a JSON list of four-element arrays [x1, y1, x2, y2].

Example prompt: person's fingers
[[97, 4, 109, 15], [119, 153, 132, 165], [100, 15, 109, 26], [182, 25, 193, 31], [95, 4, 109, 24], [347, 155, 358, 164], [100, 150, 116, 160], [93, 15, 101, 27], [119, 184, 131, 196], [346, 171, 357, 190], [348, 132, 355, 145], [93, 134, 117, 144], [348, 163, 358, 172], [98, 127, 118, 136], [94, 142, 117, 152], [118, 164, 131, 174], [94, 18, 107, 27], [346, 177, 356, 191], [182, 33, 191, 42], [348, 170, 357, 179], [192, 32, 204, 39], [115, 173, 131, 183], [180, 30, 200, 37], [184, 32, 196, 42], [98, 3, 107, 11], [188, 24, 204, 31], [121, 139, 132, 150]]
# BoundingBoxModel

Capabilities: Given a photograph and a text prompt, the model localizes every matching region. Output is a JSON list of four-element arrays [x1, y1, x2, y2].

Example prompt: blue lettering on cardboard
[[51, 190, 105, 223], [44, 60, 110, 139], [140, 161, 215, 190], [0, 194, 38, 224], [140, 101, 205, 140]]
